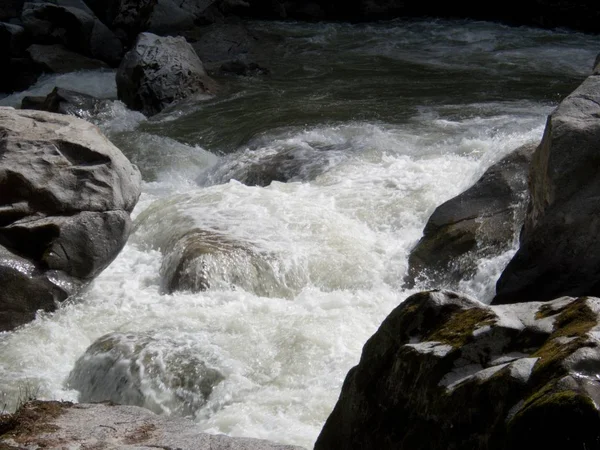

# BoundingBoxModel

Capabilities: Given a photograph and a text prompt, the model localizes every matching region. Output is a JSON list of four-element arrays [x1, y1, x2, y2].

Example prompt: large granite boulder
[[67, 332, 224, 416], [0, 401, 304, 449], [494, 75, 600, 305], [27, 43, 108, 73], [405, 143, 534, 289], [316, 290, 600, 450], [116, 32, 217, 116], [0, 107, 141, 331], [21, 2, 123, 66]]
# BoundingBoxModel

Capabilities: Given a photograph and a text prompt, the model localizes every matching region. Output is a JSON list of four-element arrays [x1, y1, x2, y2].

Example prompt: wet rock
[[494, 75, 600, 305], [160, 228, 283, 296], [116, 32, 217, 116], [20, 86, 106, 117], [21, 2, 123, 66], [0, 0, 24, 21], [316, 290, 600, 450], [0, 22, 27, 58], [27, 43, 108, 72], [67, 332, 225, 416], [594, 53, 600, 75], [0, 401, 304, 449], [0, 56, 42, 93], [405, 143, 535, 289], [0, 107, 141, 330]]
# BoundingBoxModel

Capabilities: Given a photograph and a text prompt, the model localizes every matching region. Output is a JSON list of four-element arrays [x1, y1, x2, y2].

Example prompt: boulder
[[67, 332, 224, 416], [0, 107, 141, 331], [316, 290, 600, 450], [20, 86, 107, 118], [147, 0, 195, 34], [83, 0, 157, 43], [0, 401, 304, 450], [0, 22, 27, 59], [116, 32, 217, 116], [405, 143, 535, 289], [494, 75, 600, 305], [27, 43, 108, 73], [0, 0, 24, 21], [21, 2, 122, 66]]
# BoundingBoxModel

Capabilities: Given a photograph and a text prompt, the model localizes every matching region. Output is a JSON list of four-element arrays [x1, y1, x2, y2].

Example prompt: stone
[[0, 22, 27, 59], [494, 75, 600, 305], [0, 0, 24, 21], [66, 332, 225, 416], [27, 43, 108, 73], [0, 107, 141, 331], [147, 0, 195, 34], [0, 401, 305, 449], [21, 2, 122, 65], [405, 143, 535, 289], [116, 32, 217, 116], [83, 0, 157, 43], [594, 53, 600, 75], [20, 86, 107, 118], [315, 290, 600, 450]]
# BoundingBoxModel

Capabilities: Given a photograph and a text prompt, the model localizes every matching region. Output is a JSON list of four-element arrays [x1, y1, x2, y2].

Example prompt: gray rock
[[67, 332, 225, 416], [116, 32, 217, 116], [0, 108, 140, 214], [21, 86, 107, 117], [0, 107, 141, 330], [147, 0, 195, 34], [178, 0, 216, 18], [316, 290, 600, 450], [84, 0, 157, 43], [494, 75, 600, 305], [27, 43, 108, 72], [405, 143, 535, 289], [21, 2, 122, 65], [594, 53, 600, 75], [0, 22, 27, 58], [0, 401, 305, 449]]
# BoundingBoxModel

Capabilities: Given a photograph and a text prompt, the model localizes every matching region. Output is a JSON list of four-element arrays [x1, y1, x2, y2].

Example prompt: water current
[[1, 19, 599, 448]]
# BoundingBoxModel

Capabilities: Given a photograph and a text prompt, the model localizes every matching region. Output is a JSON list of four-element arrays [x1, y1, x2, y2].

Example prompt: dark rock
[[21, 2, 122, 65], [594, 53, 600, 75], [0, 401, 304, 450], [494, 75, 600, 305], [116, 32, 217, 116], [316, 290, 600, 450], [0, 107, 141, 331], [83, 0, 157, 43], [0, 0, 25, 21], [0, 22, 27, 58], [0, 56, 42, 93], [21, 86, 106, 118], [67, 332, 225, 416], [405, 143, 535, 289], [27, 43, 108, 72], [148, 0, 195, 34], [0, 244, 77, 332]]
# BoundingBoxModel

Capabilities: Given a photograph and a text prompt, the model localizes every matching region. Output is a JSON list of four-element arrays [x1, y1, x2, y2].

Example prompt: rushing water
[[1, 19, 599, 448]]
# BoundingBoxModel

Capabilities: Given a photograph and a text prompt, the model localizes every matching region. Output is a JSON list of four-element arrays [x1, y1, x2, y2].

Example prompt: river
[[1, 19, 599, 448]]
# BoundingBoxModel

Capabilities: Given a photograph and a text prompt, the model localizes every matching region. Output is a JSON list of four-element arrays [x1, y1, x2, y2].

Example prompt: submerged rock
[[67, 332, 224, 416], [405, 143, 534, 289], [27, 43, 109, 73], [0, 108, 141, 331], [494, 75, 600, 305], [0, 401, 304, 449], [116, 32, 217, 116], [316, 290, 600, 450]]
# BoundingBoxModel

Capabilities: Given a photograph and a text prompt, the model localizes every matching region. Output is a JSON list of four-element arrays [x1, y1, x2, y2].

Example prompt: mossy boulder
[[495, 75, 600, 304], [405, 143, 534, 289], [315, 291, 600, 450]]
